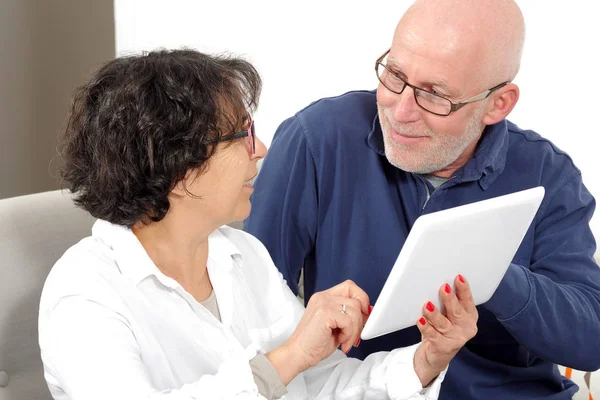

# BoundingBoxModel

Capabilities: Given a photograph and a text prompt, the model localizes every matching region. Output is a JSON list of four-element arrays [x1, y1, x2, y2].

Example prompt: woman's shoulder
[[40, 235, 124, 313]]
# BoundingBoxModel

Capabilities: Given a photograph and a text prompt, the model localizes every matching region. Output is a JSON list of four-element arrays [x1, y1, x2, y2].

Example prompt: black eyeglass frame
[[209, 116, 256, 154], [375, 49, 509, 116]]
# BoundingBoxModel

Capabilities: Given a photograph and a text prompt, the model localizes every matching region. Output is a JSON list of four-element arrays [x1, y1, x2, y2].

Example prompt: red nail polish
[[444, 284, 451, 294], [426, 301, 434, 312], [368, 305, 373, 315], [458, 274, 465, 283], [419, 317, 426, 326]]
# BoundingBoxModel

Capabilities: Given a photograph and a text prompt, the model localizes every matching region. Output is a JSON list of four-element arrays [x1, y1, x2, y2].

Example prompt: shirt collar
[[207, 228, 244, 271], [92, 220, 243, 287], [367, 113, 509, 189]]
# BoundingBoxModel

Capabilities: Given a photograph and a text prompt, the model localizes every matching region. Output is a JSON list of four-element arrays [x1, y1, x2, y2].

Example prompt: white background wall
[[115, 0, 600, 238]]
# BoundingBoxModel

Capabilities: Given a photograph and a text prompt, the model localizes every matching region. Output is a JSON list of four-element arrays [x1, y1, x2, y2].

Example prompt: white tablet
[[361, 186, 545, 340]]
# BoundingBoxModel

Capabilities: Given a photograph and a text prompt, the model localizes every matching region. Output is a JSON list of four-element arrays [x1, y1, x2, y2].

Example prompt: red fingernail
[[458, 274, 465, 283], [419, 317, 426, 326], [368, 305, 373, 315], [444, 284, 451, 294], [355, 338, 361, 347], [426, 302, 434, 312]]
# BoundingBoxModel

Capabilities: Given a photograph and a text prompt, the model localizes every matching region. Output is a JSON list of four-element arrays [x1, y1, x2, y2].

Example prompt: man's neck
[[431, 133, 482, 178]]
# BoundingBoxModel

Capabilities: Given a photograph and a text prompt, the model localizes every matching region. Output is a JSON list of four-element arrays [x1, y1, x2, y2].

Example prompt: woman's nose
[[252, 136, 267, 159]]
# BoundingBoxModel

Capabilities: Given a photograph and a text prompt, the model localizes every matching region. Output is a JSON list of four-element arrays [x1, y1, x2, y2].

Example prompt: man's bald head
[[394, 0, 525, 90]]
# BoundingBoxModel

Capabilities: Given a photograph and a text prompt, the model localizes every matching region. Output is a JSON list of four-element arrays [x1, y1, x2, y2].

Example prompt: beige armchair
[[0, 190, 95, 400]]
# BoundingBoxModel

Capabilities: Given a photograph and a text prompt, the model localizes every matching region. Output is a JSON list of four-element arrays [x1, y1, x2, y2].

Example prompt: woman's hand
[[414, 275, 479, 387], [266, 280, 370, 384]]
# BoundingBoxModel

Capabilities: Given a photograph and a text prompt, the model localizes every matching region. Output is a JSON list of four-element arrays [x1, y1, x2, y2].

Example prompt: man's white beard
[[378, 102, 487, 174]]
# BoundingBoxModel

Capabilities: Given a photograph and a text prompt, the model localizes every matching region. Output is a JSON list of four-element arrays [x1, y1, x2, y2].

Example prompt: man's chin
[[384, 151, 447, 174]]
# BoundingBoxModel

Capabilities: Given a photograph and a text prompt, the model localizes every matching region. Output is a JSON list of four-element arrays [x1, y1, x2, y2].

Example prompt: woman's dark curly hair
[[59, 49, 261, 227]]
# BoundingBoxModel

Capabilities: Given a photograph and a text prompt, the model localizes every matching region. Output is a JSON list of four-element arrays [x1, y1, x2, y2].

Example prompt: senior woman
[[38, 49, 478, 399]]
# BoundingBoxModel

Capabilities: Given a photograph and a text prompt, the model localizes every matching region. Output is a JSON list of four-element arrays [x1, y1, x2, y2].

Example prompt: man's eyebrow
[[425, 79, 459, 96], [416, 76, 461, 98], [387, 55, 460, 98], [386, 55, 405, 73]]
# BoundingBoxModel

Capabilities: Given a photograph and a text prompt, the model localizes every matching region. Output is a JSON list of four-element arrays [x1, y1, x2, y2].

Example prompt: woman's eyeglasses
[[209, 116, 255, 154]]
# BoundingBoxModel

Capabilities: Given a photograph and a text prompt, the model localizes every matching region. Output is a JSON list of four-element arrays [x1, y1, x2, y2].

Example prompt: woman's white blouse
[[38, 220, 445, 399]]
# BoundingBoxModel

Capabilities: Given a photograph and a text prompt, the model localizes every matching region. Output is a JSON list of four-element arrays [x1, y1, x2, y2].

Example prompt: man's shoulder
[[505, 120, 580, 174], [287, 90, 377, 149], [295, 90, 377, 131], [299, 89, 377, 115]]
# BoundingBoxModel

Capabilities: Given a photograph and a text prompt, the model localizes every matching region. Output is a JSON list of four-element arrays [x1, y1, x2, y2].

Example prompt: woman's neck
[[132, 215, 215, 302]]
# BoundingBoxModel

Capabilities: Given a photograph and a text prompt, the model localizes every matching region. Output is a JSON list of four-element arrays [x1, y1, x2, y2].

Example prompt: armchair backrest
[[0, 190, 95, 400]]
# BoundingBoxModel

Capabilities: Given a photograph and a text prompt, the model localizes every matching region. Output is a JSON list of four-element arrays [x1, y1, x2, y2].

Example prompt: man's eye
[[386, 67, 401, 77], [431, 89, 449, 98]]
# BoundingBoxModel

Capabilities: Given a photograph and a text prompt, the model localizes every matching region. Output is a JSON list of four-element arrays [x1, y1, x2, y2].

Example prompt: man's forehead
[[390, 0, 523, 91], [387, 48, 465, 98]]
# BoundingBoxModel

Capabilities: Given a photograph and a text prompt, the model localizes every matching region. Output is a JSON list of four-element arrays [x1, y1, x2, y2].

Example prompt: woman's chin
[[228, 205, 251, 226]]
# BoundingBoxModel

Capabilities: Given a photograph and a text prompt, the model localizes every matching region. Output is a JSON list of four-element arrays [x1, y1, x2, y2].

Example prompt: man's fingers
[[327, 280, 370, 315]]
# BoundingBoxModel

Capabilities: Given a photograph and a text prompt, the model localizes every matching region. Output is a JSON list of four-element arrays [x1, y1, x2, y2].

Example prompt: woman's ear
[[171, 169, 204, 200], [482, 83, 520, 125], [171, 179, 188, 198], [171, 169, 196, 198]]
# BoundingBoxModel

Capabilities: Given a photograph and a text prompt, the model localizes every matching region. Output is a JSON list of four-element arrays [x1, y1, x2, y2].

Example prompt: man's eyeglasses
[[375, 49, 509, 116], [209, 116, 256, 154]]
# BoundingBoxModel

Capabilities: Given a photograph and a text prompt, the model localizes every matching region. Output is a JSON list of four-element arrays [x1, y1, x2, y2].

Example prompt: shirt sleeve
[[249, 354, 287, 400], [244, 115, 318, 295], [299, 345, 446, 400], [485, 174, 600, 371], [40, 297, 266, 400]]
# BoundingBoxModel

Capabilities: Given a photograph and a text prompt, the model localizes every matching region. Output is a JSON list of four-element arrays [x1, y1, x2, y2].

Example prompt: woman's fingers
[[327, 296, 364, 352], [326, 280, 370, 315], [421, 277, 476, 336], [454, 275, 477, 316], [415, 276, 480, 373], [416, 313, 439, 342], [438, 282, 465, 325], [295, 281, 371, 360], [421, 300, 452, 335], [333, 311, 355, 354]]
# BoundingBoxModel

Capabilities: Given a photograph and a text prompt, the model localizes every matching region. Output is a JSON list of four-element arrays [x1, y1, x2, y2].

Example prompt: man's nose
[[392, 85, 421, 123]]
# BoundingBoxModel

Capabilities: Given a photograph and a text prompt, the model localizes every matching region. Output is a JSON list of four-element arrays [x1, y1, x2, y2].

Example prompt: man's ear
[[482, 83, 519, 125]]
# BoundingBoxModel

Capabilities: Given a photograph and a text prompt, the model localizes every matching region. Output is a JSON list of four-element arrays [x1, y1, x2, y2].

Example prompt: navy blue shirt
[[245, 90, 600, 400]]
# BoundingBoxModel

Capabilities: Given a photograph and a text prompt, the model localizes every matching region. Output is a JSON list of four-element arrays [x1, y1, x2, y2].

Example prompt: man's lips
[[391, 129, 428, 145]]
